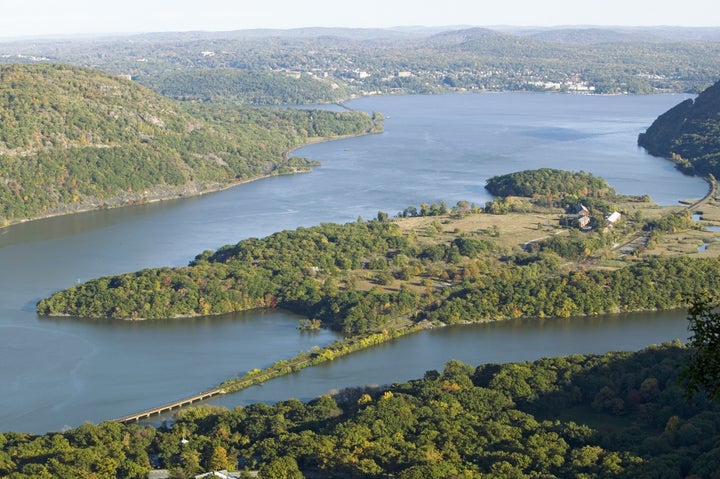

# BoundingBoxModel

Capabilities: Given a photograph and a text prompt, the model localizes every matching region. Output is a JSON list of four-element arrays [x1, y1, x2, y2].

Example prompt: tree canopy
[[485, 168, 616, 202], [37, 204, 720, 337], [681, 293, 720, 401]]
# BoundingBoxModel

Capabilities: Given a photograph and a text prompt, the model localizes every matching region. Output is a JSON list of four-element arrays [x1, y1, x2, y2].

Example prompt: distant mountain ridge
[[638, 79, 720, 176], [425, 27, 504, 45], [45, 25, 720, 44], [524, 27, 665, 44]]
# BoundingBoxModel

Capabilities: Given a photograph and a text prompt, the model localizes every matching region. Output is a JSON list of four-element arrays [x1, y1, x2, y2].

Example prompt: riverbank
[[0, 174, 276, 229], [0, 127, 381, 230]]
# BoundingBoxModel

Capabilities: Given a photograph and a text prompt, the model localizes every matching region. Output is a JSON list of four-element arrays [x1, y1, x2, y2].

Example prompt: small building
[[194, 471, 234, 479], [575, 204, 590, 216], [606, 211, 621, 226], [563, 204, 592, 230], [577, 215, 591, 229], [194, 471, 257, 479]]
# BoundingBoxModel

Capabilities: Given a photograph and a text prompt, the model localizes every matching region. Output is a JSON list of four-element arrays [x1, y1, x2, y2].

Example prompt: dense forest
[[38, 222, 720, 335], [0, 64, 376, 224], [638, 78, 720, 177], [1, 344, 718, 478], [484, 169, 616, 204]]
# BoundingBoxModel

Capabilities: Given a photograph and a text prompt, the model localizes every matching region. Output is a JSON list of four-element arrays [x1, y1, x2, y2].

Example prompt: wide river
[[0, 93, 708, 434]]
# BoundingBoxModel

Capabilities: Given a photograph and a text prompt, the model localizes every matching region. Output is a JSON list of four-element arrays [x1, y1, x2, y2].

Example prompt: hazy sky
[[1, 0, 718, 39]]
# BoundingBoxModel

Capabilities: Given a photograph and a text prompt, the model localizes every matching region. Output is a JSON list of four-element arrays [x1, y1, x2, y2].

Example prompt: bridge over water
[[113, 388, 226, 424]]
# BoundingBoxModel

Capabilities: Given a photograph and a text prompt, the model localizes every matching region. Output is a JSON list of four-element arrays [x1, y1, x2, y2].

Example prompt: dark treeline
[[638, 78, 720, 178], [2, 344, 718, 478], [136, 69, 351, 106]]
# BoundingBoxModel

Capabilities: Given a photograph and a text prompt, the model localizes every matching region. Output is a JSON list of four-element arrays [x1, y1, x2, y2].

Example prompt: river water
[[0, 93, 706, 433]]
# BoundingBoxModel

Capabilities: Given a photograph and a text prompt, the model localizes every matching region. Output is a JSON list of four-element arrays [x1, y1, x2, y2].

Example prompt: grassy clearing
[[340, 189, 720, 297], [643, 191, 720, 258], [396, 210, 567, 251]]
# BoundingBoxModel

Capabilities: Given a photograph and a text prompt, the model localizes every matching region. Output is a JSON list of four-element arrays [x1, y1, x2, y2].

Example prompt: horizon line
[[2, 23, 720, 42]]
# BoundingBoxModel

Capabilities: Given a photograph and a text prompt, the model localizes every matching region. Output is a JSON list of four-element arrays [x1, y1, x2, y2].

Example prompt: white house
[[606, 211, 621, 225]]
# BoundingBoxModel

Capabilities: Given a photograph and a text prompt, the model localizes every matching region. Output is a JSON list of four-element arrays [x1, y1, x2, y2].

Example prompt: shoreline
[[1, 173, 277, 229], [0, 128, 380, 230]]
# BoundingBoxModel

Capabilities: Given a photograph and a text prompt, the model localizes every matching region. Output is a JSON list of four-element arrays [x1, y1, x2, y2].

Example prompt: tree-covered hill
[[484, 169, 616, 201], [483, 169, 620, 216], [0, 64, 375, 224], [638, 78, 720, 177]]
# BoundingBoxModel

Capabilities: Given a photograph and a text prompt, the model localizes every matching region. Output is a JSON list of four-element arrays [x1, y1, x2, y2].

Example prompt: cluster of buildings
[[568, 204, 621, 230]]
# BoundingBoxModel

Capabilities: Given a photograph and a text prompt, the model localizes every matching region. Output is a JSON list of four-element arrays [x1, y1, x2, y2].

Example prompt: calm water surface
[[0, 93, 704, 433], [201, 309, 689, 411]]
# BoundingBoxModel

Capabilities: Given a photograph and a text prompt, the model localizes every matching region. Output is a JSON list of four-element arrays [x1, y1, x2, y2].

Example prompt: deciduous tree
[[681, 293, 720, 401]]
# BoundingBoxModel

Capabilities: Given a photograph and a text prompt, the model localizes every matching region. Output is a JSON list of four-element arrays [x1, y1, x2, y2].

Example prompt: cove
[[0, 93, 707, 434]]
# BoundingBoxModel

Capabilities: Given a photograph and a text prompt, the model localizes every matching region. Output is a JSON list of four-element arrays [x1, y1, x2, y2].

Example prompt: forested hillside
[[2, 344, 718, 478], [0, 64, 375, 224], [638, 78, 720, 177]]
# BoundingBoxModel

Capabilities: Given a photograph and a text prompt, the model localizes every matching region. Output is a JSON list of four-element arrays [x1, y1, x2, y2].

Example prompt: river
[[0, 92, 706, 434]]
